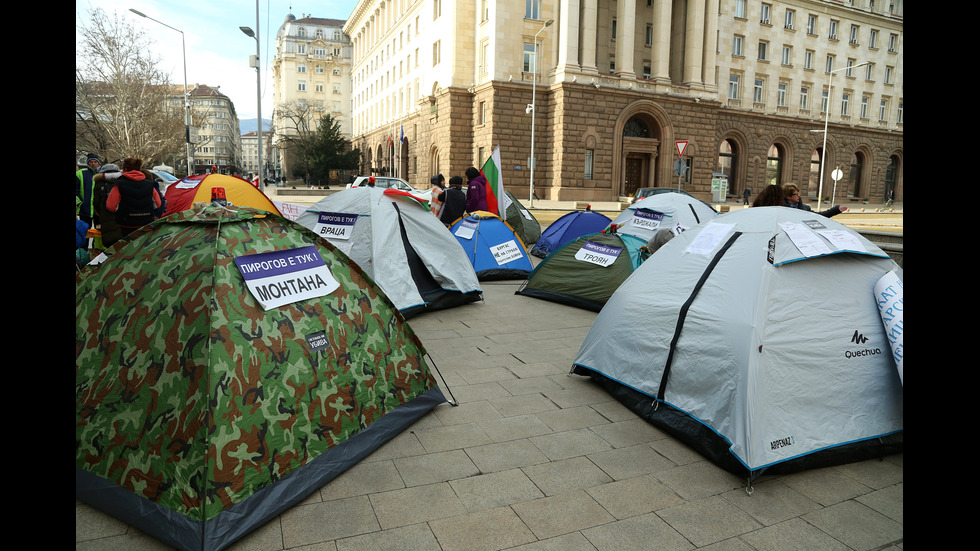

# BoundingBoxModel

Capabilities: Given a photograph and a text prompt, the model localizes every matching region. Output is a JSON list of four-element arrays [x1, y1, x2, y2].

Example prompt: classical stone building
[[271, 13, 353, 180], [186, 84, 242, 175], [345, 0, 902, 203]]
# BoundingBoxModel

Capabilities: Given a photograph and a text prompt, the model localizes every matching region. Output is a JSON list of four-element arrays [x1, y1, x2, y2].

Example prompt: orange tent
[[163, 174, 281, 216]]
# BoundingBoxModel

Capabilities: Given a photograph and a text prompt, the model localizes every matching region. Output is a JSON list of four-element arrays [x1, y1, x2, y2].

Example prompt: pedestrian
[[429, 174, 446, 218], [883, 189, 894, 209], [92, 163, 124, 249], [743, 187, 751, 205], [105, 158, 163, 238], [76, 153, 102, 226], [464, 167, 488, 213], [439, 176, 467, 226], [781, 183, 847, 217]]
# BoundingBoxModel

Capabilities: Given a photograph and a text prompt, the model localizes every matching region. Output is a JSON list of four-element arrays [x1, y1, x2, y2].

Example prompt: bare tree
[[273, 101, 321, 180], [75, 7, 200, 170]]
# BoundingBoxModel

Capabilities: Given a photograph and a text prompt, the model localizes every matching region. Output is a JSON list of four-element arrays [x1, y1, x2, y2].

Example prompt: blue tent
[[449, 211, 533, 280], [531, 210, 612, 258]]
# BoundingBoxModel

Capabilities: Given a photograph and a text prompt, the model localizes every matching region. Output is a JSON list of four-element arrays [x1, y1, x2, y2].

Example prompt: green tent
[[517, 230, 647, 311], [503, 191, 541, 246], [76, 206, 446, 551]]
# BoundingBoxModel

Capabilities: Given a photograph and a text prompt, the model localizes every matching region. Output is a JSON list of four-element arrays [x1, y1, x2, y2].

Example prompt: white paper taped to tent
[[875, 270, 904, 384]]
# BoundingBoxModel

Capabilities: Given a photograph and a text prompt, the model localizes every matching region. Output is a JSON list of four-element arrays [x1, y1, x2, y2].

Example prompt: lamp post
[[816, 60, 870, 211], [528, 18, 554, 208], [240, 8, 264, 191], [130, 8, 193, 176]]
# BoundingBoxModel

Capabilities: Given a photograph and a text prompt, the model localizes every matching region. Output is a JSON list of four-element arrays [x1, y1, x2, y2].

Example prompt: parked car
[[347, 176, 417, 192], [149, 170, 180, 196]]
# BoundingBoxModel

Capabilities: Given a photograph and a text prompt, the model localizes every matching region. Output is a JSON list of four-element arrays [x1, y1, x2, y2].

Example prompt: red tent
[[164, 174, 281, 216]]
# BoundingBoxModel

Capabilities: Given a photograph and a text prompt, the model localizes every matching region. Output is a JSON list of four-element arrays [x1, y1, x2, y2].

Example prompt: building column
[[683, 0, 705, 86], [702, 0, 719, 90], [556, 0, 581, 76], [616, 0, 637, 78], [650, 0, 672, 83], [580, 0, 598, 74]]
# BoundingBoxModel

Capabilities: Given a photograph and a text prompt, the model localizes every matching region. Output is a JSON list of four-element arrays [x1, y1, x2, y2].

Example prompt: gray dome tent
[[572, 207, 903, 481]]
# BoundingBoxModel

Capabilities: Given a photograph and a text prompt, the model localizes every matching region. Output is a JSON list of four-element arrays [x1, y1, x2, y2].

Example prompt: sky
[[76, 0, 360, 124]]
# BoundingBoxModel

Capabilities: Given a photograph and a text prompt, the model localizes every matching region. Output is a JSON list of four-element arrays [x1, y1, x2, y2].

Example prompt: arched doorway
[[717, 138, 740, 196], [884, 154, 901, 201], [847, 150, 869, 199], [612, 101, 672, 201], [807, 148, 822, 199], [766, 143, 785, 187]]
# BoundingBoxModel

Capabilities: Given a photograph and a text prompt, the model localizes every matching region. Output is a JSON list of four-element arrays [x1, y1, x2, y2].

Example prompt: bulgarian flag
[[383, 188, 431, 211], [481, 146, 506, 217]]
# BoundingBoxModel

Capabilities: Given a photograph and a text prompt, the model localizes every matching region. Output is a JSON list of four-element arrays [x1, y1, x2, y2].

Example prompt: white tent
[[609, 193, 718, 242], [572, 207, 903, 480], [296, 187, 482, 318]]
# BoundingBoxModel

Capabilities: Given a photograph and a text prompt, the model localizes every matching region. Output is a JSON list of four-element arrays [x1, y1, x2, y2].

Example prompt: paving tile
[[720, 478, 822, 526], [281, 495, 379, 548], [335, 523, 438, 551], [414, 421, 494, 453], [582, 512, 694, 551], [394, 449, 480, 487], [530, 428, 613, 461], [656, 496, 764, 548], [522, 456, 613, 496], [479, 413, 555, 442], [835, 457, 905, 490], [779, 465, 874, 506], [489, 392, 562, 417], [451, 381, 513, 402], [802, 499, 904, 550], [586, 475, 685, 519], [655, 461, 745, 501], [450, 468, 545, 512], [498, 374, 569, 395], [738, 517, 851, 551], [855, 482, 903, 524], [431, 399, 504, 426], [429, 506, 538, 551], [465, 438, 552, 473], [587, 443, 676, 480], [590, 417, 670, 448], [369, 482, 467, 530], [319, 460, 405, 501], [536, 405, 610, 432], [512, 490, 616, 540], [505, 531, 600, 551]]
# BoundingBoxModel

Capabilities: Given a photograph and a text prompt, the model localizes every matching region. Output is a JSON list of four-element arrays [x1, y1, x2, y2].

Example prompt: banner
[[235, 246, 340, 311], [874, 270, 903, 385], [574, 240, 624, 267], [481, 146, 505, 217]]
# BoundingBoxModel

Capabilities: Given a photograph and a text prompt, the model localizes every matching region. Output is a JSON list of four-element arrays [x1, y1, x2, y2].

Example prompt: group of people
[[427, 167, 490, 227], [75, 153, 167, 267], [750, 182, 849, 217]]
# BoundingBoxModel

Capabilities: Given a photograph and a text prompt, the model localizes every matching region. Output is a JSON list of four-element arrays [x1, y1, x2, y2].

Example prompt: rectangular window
[[897, 101, 903, 123], [753, 78, 764, 103], [777, 82, 787, 106], [315, 82, 324, 92], [841, 93, 850, 116], [298, 80, 306, 91], [525, 0, 541, 20], [807, 15, 817, 35], [870, 29, 879, 49], [733, 35, 743, 57], [845, 58, 855, 77], [479, 101, 486, 125], [825, 54, 834, 73], [879, 99, 888, 121], [829, 20, 839, 40], [781, 45, 791, 65], [758, 41, 768, 61], [784, 10, 795, 30], [734, 0, 745, 19], [432, 40, 441, 66], [433, 0, 441, 20], [761, 4, 771, 24], [821, 88, 828, 113], [646, 25, 653, 46], [585, 149, 594, 180], [888, 33, 898, 52], [849, 25, 859, 44], [866, 63, 874, 80], [861, 96, 870, 118], [800, 86, 809, 110], [804, 50, 814, 69], [297, 63, 306, 73], [885, 66, 893, 84], [729, 74, 740, 100], [523, 43, 535, 73], [612, 19, 617, 40]]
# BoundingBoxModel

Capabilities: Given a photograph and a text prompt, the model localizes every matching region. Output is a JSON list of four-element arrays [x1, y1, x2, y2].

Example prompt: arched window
[[885, 155, 899, 200], [623, 118, 651, 138], [717, 139, 738, 192], [808, 148, 822, 198], [766, 144, 783, 187], [848, 152, 865, 197]]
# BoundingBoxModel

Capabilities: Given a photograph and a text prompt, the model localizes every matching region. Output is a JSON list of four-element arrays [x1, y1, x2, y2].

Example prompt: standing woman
[[105, 158, 163, 238]]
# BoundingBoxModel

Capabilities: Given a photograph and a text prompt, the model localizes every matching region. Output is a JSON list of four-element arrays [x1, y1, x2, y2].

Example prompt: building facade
[[345, 0, 902, 203], [271, 13, 353, 180], [240, 130, 277, 178], [186, 84, 242, 175]]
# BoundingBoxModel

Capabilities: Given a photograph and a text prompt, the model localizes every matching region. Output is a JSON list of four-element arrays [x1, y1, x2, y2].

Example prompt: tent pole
[[425, 353, 458, 406]]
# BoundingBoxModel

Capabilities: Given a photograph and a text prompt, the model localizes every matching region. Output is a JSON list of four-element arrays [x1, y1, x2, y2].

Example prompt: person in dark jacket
[[781, 183, 847, 217], [92, 163, 124, 248], [438, 176, 467, 227], [464, 166, 488, 212], [106, 158, 163, 238], [76, 153, 102, 226]]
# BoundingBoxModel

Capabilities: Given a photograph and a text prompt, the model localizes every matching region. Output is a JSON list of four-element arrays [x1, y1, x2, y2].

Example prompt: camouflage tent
[[76, 206, 446, 551]]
